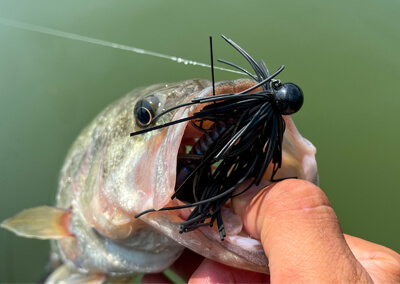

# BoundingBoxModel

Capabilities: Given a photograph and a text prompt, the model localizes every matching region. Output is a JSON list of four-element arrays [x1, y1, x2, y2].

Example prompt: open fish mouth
[[136, 78, 319, 273]]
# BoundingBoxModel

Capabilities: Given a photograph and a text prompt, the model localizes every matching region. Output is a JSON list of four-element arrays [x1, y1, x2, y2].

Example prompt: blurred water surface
[[0, 1, 399, 282]]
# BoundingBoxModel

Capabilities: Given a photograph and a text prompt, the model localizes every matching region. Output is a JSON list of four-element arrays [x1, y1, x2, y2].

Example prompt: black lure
[[132, 35, 303, 240]]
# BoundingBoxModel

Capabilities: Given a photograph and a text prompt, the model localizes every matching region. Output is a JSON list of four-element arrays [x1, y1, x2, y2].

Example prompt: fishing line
[[0, 17, 244, 75]]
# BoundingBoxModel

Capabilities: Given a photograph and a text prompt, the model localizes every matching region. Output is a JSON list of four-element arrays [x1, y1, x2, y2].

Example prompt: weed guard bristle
[[133, 35, 303, 240]]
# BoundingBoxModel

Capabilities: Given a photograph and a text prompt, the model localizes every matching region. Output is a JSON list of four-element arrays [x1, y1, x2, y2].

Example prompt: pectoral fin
[[1, 206, 73, 239]]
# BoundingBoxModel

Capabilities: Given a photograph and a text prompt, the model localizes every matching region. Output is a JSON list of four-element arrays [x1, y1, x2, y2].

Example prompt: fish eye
[[273, 82, 304, 115], [134, 96, 160, 127]]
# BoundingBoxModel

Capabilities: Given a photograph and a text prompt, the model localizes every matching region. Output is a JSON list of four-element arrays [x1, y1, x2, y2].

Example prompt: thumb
[[233, 179, 373, 283]]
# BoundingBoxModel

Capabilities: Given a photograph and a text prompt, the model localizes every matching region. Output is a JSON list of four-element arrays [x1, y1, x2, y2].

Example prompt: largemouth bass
[[1, 36, 318, 282]]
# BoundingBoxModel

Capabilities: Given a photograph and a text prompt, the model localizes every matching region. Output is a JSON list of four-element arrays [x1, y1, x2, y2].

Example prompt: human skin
[[142, 180, 400, 283]]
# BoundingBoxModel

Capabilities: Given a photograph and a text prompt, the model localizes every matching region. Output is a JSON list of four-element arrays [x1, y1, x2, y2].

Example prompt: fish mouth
[[168, 111, 262, 251], [147, 79, 268, 246], [142, 79, 318, 273], [172, 104, 254, 240]]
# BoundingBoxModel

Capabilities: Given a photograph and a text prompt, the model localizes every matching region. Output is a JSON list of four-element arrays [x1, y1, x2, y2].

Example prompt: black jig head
[[132, 35, 304, 240]]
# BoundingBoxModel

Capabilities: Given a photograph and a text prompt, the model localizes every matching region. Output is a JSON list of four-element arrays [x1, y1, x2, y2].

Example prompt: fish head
[[2, 78, 318, 276], [124, 78, 319, 273]]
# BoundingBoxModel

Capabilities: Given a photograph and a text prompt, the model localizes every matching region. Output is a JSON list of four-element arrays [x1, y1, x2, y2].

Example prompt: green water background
[[0, 1, 399, 282]]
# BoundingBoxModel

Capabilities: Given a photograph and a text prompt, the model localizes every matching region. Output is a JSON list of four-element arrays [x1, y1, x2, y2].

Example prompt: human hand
[[142, 180, 400, 283]]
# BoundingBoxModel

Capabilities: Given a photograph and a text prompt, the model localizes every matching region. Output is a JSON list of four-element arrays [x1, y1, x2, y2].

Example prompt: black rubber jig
[[132, 35, 304, 240]]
